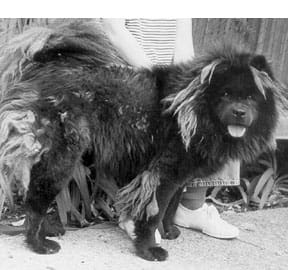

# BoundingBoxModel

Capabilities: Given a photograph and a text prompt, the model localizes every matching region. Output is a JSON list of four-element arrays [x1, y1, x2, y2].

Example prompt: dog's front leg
[[134, 179, 179, 261], [161, 187, 183, 240]]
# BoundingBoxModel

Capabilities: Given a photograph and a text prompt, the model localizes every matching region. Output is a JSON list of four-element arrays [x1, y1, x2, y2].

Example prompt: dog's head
[[206, 54, 273, 139], [164, 45, 287, 149]]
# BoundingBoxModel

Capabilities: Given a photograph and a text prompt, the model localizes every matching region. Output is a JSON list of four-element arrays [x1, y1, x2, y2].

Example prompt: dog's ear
[[249, 54, 276, 99], [200, 60, 220, 84], [250, 55, 267, 70], [162, 79, 201, 150], [250, 62, 288, 110], [250, 55, 274, 79]]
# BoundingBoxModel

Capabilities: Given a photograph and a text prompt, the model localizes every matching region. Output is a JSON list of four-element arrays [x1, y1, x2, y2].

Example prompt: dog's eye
[[247, 95, 253, 100], [223, 91, 229, 97]]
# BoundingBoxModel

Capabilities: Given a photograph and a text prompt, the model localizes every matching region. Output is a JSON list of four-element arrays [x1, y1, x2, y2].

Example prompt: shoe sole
[[175, 224, 239, 240]]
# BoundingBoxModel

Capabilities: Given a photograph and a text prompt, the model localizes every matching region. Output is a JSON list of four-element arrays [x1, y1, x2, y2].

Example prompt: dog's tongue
[[228, 125, 246, 138]]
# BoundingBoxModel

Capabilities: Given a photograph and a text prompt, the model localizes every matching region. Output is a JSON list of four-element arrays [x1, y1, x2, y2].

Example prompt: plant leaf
[[259, 177, 274, 209], [257, 159, 272, 168], [240, 178, 250, 191], [96, 197, 116, 219], [210, 186, 222, 198], [97, 176, 118, 200], [206, 195, 244, 207], [237, 186, 248, 205], [248, 175, 261, 197], [56, 186, 72, 225], [73, 163, 91, 219], [0, 189, 5, 219], [275, 173, 288, 184], [253, 168, 274, 199], [250, 196, 261, 204], [278, 187, 288, 194]]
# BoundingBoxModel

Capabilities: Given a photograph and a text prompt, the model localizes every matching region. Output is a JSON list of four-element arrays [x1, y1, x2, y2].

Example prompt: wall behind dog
[[193, 18, 288, 86], [0, 18, 288, 86]]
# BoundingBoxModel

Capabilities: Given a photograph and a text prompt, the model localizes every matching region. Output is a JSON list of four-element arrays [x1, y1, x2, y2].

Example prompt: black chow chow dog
[[0, 22, 286, 261]]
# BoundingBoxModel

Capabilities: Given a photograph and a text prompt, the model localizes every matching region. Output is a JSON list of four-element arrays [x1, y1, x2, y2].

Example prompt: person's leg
[[181, 187, 207, 210], [174, 186, 239, 239]]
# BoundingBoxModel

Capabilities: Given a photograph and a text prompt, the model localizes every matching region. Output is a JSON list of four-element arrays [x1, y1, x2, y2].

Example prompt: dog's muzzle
[[227, 108, 248, 137]]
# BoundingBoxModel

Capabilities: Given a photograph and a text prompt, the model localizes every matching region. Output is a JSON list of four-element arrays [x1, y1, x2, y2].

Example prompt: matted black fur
[[0, 23, 286, 261]]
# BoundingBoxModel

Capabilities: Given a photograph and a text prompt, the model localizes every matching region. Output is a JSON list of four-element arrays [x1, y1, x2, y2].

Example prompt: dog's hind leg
[[41, 212, 66, 237], [25, 167, 62, 254], [25, 148, 82, 254], [161, 187, 183, 240], [134, 180, 179, 261]]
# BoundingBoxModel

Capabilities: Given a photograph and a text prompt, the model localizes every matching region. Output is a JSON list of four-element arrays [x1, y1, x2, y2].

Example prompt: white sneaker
[[118, 215, 161, 244], [174, 203, 239, 239]]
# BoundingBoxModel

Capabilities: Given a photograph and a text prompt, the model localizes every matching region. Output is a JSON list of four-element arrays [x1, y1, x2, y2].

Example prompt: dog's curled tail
[[0, 27, 53, 100], [0, 21, 127, 101]]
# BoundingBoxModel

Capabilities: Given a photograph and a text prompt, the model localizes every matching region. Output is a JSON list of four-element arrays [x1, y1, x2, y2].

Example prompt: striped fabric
[[125, 19, 177, 65]]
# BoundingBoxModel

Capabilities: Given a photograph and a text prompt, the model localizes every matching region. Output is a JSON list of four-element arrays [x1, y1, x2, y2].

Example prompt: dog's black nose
[[232, 109, 246, 118]]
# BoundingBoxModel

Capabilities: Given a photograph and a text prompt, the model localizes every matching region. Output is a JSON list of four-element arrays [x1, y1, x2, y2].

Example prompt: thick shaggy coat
[[0, 22, 286, 261]]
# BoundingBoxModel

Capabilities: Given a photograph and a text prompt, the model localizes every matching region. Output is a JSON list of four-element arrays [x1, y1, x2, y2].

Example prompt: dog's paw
[[162, 225, 181, 240], [27, 238, 61, 254], [42, 218, 65, 237], [136, 246, 168, 261]]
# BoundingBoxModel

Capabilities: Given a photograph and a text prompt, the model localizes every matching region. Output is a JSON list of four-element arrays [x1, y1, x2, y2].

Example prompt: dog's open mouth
[[227, 125, 247, 138]]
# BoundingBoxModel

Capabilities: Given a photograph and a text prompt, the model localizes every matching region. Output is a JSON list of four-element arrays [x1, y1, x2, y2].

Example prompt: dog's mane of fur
[[0, 22, 286, 216], [158, 48, 281, 161]]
